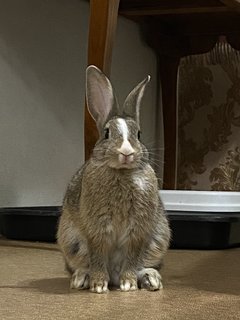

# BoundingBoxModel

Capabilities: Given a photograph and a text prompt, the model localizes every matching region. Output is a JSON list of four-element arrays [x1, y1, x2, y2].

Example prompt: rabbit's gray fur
[[57, 66, 171, 293]]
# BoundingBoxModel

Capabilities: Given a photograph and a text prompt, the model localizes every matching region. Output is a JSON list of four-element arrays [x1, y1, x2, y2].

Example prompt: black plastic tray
[[168, 211, 240, 249], [0, 207, 239, 249], [0, 207, 60, 242]]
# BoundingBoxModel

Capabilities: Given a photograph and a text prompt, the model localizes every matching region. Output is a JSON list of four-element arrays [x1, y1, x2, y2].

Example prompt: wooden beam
[[85, 0, 120, 160], [219, 0, 240, 11], [87, 0, 120, 76], [120, 6, 230, 16], [158, 56, 180, 190], [144, 12, 240, 38]]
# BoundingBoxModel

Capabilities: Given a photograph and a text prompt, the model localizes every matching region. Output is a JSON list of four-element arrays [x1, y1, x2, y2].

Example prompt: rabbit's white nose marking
[[117, 118, 129, 141], [117, 118, 135, 160], [118, 140, 135, 156], [118, 140, 135, 164]]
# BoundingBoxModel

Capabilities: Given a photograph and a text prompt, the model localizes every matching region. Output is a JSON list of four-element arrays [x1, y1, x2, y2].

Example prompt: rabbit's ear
[[86, 65, 119, 130], [123, 76, 150, 125]]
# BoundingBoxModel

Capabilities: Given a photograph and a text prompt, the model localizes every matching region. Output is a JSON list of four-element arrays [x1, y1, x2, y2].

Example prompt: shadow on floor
[[22, 278, 122, 295], [18, 249, 240, 296], [21, 277, 71, 295]]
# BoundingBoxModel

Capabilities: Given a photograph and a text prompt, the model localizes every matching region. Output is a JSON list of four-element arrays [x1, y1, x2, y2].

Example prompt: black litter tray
[[0, 207, 240, 249], [167, 211, 240, 249], [0, 207, 61, 242]]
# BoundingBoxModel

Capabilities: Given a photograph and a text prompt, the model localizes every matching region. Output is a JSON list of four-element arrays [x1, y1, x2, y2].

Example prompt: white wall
[[0, 0, 157, 207], [112, 19, 157, 146]]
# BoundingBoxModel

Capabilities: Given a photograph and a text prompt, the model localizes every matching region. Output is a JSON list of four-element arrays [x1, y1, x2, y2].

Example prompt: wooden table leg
[[158, 55, 180, 190], [84, 0, 120, 160]]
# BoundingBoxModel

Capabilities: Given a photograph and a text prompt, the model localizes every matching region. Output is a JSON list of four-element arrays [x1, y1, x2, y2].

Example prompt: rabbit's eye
[[104, 128, 109, 139], [137, 131, 141, 140]]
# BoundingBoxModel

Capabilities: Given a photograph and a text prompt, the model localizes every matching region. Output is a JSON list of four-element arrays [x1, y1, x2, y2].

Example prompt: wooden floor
[[0, 239, 239, 320]]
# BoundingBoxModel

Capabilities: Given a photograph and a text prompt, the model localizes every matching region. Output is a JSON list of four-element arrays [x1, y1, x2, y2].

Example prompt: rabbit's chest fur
[[79, 162, 159, 248]]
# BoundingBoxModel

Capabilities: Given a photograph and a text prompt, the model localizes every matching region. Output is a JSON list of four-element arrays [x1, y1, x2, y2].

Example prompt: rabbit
[[57, 65, 171, 294]]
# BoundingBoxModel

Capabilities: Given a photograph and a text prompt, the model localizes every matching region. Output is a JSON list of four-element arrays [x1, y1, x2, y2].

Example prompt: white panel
[[160, 190, 240, 212]]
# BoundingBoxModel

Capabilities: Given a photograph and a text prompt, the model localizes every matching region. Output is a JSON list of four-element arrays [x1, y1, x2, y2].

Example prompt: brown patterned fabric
[[177, 50, 240, 191]]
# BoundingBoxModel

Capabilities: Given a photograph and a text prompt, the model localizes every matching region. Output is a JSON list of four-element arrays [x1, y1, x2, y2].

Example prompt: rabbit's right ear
[[86, 65, 119, 131]]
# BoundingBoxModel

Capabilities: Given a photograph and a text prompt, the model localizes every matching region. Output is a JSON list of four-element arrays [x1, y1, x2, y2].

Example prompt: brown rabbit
[[57, 65, 171, 293]]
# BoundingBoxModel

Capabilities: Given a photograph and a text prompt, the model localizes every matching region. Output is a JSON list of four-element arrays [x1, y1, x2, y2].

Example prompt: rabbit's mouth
[[118, 153, 134, 165], [108, 153, 138, 169]]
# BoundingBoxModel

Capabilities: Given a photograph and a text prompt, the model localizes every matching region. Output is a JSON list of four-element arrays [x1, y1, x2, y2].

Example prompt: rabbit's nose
[[117, 139, 135, 156], [120, 151, 135, 157], [118, 138, 135, 164], [119, 153, 135, 164]]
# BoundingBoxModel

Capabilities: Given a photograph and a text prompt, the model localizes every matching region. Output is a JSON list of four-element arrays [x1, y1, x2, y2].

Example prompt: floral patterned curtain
[[177, 41, 240, 191]]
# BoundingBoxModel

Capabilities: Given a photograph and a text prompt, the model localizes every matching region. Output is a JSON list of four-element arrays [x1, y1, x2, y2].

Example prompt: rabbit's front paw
[[120, 271, 138, 292], [70, 270, 90, 290], [139, 268, 163, 291], [90, 271, 109, 294]]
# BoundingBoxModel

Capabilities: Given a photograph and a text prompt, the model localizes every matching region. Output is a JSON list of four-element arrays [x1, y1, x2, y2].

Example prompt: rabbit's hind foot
[[138, 268, 163, 291], [70, 270, 90, 290]]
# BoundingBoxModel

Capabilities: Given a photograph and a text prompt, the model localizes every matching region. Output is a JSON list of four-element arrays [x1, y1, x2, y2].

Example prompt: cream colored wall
[[0, 0, 158, 206]]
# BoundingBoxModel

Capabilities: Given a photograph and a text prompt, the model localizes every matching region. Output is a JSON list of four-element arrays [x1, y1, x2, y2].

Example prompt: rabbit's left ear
[[123, 76, 150, 125], [86, 65, 119, 131]]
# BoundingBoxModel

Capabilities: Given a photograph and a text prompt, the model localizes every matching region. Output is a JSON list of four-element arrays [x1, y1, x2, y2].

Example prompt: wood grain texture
[[158, 56, 180, 190], [220, 0, 240, 10], [120, 7, 229, 16], [85, 0, 120, 160], [119, 0, 233, 16], [119, 0, 225, 11]]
